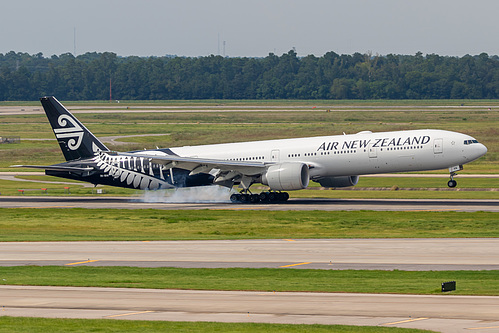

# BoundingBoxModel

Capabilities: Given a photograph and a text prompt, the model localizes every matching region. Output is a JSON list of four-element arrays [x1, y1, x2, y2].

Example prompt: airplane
[[15, 96, 488, 203]]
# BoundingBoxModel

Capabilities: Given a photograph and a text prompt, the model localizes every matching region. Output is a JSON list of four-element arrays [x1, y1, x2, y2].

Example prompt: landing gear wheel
[[259, 192, 269, 202], [273, 192, 289, 202], [250, 194, 260, 203], [240, 194, 250, 203], [276, 192, 286, 201], [231, 191, 290, 204], [448, 171, 458, 188]]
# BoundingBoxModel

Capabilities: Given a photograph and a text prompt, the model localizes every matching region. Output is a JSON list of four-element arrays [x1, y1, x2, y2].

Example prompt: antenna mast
[[73, 27, 76, 56]]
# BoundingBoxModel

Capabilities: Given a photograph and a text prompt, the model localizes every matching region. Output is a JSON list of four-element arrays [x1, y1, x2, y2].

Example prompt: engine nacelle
[[315, 176, 359, 188], [262, 163, 309, 191]]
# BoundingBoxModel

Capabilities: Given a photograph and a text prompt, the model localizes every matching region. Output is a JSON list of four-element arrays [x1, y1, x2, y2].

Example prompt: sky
[[2, 0, 499, 58]]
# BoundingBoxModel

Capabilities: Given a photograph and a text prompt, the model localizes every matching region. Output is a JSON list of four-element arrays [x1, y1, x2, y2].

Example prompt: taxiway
[[1, 238, 498, 271], [2, 285, 499, 333]]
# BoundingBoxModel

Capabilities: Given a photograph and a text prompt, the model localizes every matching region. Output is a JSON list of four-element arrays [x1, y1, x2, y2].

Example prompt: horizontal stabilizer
[[11, 165, 94, 172]]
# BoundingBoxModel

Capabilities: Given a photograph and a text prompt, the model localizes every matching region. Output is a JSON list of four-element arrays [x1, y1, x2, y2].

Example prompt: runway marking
[[280, 262, 311, 268], [65, 260, 99, 266], [105, 310, 154, 318], [467, 326, 499, 330], [283, 239, 296, 242], [382, 318, 429, 326], [407, 209, 459, 212], [16, 206, 75, 209], [213, 207, 262, 211]]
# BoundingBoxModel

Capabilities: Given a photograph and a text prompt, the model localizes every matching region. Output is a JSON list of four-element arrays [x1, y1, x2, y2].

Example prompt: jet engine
[[315, 175, 359, 188], [262, 162, 309, 191]]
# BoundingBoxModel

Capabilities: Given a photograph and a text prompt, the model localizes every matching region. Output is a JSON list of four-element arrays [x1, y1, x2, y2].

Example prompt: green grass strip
[[0, 317, 432, 333], [292, 189, 499, 200], [0, 208, 498, 241], [1, 266, 498, 296]]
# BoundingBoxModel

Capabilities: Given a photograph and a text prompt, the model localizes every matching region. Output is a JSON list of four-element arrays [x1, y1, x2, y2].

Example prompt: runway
[[1, 195, 498, 212], [1, 239, 498, 271], [2, 285, 499, 333], [1, 104, 496, 116]]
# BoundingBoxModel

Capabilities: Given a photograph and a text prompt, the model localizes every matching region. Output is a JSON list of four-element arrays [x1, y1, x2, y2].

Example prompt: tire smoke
[[138, 185, 234, 203]]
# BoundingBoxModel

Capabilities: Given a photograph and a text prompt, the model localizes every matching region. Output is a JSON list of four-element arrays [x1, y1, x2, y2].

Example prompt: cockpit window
[[464, 139, 479, 145]]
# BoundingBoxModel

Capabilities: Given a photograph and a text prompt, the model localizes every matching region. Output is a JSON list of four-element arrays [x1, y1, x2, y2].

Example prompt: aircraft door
[[433, 138, 443, 154], [367, 143, 380, 170], [271, 149, 280, 162], [368, 144, 377, 158]]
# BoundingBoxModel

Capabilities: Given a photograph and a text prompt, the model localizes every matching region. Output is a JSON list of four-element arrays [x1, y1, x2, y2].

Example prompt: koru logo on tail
[[53, 115, 84, 150]]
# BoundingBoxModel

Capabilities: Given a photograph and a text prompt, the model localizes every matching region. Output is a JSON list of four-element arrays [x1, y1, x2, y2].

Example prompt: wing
[[119, 152, 269, 186]]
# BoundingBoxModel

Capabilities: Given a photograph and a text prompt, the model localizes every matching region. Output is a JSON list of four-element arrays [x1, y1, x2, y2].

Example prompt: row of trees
[[1, 50, 499, 100]]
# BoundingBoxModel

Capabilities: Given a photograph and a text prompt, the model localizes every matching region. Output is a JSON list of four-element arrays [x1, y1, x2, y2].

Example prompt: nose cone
[[478, 143, 488, 157], [470, 143, 488, 161]]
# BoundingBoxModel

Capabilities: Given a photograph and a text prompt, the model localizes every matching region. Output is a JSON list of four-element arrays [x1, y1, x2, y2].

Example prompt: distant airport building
[[0, 136, 20, 144]]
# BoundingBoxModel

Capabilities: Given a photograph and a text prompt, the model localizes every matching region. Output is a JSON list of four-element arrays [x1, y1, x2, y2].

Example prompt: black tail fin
[[40, 96, 109, 161]]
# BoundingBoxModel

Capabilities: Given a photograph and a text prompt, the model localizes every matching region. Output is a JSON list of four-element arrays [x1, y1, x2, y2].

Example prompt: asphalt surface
[[1, 238, 498, 270], [2, 285, 499, 333], [0, 195, 498, 212]]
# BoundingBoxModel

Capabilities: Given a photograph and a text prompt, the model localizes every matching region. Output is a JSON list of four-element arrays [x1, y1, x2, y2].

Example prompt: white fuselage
[[169, 129, 487, 180]]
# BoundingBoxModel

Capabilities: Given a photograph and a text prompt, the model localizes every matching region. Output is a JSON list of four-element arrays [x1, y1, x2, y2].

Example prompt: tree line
[[1, 50, 499, 100]]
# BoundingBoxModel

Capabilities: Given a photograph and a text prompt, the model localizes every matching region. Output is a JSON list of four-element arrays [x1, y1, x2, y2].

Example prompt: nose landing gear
[[447, 176, 457, 188], [447, 165, 463, 188]]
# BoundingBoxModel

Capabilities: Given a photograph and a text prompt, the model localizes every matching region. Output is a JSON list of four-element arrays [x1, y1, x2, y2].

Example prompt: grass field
[[1, 178, 499, 199], [292, 189, 499, 199], [0, 208, 497, 241], [0, 317, 432, 333], [1, 100, 498, 170], [1, 266, 497, 296]]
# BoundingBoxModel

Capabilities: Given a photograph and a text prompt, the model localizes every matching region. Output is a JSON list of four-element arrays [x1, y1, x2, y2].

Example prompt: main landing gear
[[230, 191, 289, 203]]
